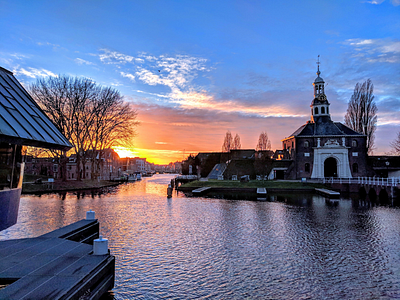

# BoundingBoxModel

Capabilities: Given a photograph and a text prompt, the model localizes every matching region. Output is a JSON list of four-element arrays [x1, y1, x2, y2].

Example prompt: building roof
[[287, 119, 364, 138], [0, 67, 72, 150]]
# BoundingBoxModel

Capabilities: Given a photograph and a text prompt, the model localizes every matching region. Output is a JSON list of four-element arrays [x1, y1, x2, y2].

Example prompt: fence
[[321, 177, 400, 187]]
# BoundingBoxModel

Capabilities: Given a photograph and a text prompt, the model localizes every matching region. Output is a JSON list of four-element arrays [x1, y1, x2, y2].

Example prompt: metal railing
[[321, 177, 400, 187]]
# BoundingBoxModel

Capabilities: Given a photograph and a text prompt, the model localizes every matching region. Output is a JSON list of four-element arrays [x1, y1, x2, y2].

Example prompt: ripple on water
[[2, 175, 400, 299]]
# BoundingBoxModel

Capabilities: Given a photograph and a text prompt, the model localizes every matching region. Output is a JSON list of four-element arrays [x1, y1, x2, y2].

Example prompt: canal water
[[1, 174, 400, 299]]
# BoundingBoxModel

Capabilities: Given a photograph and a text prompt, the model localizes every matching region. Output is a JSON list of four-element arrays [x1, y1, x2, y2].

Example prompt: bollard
[[93, 235, 109, 255], [167, 184, 173, 198], [86, 209, 95, 220]]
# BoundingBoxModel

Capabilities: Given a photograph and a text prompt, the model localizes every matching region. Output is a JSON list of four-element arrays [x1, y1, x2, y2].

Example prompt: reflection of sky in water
[[1, 174, 400, 299]]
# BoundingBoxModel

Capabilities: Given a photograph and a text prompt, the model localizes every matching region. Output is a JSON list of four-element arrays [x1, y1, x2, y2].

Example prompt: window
[[321, 107, 325, 114], [305, 163, 310, 173], [315, 107, 319, 114], [352, 140, 357, 147], [352, 163, 358, 173], [327, 107, 329, 114], [304, 141, 309, 147]]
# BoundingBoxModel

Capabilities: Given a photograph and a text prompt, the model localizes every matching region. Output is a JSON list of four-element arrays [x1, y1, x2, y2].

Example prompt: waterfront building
[[282, 66, 368, 179], [0, 66, 71, 230]]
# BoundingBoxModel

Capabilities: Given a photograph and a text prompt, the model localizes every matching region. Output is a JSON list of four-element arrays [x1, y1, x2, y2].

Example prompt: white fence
[[321, 177, 400, 187]]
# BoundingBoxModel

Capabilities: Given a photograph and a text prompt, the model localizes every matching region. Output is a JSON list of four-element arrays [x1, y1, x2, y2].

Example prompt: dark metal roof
[[0, 67, 72, 150], [287, 119, 364, 138]]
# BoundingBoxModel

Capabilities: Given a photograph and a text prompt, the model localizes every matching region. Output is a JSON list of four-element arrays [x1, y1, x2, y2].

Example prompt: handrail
[[321, 177, 400, 187]]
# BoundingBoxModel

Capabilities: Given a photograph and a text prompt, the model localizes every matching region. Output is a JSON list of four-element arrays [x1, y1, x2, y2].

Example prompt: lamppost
[[385, 161, 390, 178]]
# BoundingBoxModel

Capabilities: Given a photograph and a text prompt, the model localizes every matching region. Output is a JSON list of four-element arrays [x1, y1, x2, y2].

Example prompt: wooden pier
[[315, 188, 340, 198], [192, 187, 212, 196], [0, 219, 115, 300]]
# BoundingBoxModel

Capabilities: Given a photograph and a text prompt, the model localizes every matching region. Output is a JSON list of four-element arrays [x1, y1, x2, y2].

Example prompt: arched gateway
[[324, 157, 337, 177], [281, 61, 367, 179]]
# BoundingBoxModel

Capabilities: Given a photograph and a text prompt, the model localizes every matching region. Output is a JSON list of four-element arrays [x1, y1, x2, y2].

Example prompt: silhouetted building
[[282, 66, 368, 179]]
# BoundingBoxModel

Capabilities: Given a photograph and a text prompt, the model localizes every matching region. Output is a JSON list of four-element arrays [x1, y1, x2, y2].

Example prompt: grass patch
[[180, 179, 326, 189]]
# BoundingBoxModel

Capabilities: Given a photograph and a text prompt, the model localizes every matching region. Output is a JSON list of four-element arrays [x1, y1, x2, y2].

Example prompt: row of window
[[303, 140, 358, 148], [304, 163, 359, 173], [313, 106, 329, 115]]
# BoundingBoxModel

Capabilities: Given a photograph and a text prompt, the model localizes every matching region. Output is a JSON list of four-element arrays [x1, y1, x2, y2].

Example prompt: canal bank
[[3, 174, 400, 299], [22, 180, 121, 195]]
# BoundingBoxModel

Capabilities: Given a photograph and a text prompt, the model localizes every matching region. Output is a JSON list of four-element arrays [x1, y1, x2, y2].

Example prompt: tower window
[[321, 107, 325, 114], [327, 107, 329, 114], [305, 163, 310, 173], [304, 141, 309, 147], [352, 140, 357, 147], [315, 107, 319, 114]]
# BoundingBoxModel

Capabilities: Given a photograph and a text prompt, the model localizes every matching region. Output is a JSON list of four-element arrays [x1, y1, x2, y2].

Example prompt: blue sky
[[1, 0, 399, 163]]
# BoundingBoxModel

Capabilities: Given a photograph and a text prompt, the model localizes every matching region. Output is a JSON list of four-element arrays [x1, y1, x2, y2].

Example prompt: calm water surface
[[1, 174, 400, 299]]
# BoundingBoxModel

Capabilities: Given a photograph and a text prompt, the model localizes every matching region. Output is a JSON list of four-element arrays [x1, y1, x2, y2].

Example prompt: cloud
[[120, 72, 135, 81], [75, 58, 94, 65], [363, 0, 400, 5], [345, 38, 400, 63], [99, 49, 144, 64], [14, 67, 57, 78]]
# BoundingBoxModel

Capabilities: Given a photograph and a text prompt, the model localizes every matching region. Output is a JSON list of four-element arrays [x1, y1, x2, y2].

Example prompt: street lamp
[[385, 161, 390, 178]]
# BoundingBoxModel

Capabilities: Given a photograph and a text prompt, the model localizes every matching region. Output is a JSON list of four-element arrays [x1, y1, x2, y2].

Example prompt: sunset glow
[[2, 1, 399, 164]]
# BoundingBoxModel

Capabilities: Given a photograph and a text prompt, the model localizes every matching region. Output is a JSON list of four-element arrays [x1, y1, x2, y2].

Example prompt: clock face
[[318, 94, 327, 101]]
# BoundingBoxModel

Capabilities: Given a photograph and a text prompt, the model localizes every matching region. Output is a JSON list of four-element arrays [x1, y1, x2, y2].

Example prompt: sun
[[113, 146, 138, 158]]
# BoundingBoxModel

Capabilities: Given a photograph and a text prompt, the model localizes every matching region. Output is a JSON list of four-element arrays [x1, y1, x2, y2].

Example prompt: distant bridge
[[317, 177, 400, 200]]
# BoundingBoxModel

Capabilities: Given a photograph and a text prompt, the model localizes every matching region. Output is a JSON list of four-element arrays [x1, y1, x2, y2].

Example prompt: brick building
[[282, 66, 368, 179]]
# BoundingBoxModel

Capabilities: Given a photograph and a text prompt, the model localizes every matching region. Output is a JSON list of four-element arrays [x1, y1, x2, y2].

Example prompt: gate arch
[[324, 157, 338, 177]]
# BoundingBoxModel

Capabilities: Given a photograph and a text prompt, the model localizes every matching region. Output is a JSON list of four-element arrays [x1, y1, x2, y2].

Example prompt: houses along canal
[[1, 174, 400, 299]]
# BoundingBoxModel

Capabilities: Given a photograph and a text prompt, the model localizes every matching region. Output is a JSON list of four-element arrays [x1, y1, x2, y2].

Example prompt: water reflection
[[1, 174, 400, 299]]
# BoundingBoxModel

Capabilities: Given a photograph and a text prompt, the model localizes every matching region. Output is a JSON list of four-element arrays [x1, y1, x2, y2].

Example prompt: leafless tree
[[344, 79, 377, 154], [390, 131, 400, 155], [29, 75, 138, 180], [222, 131, 233, 152], [256, 131, 271, 151], [232, 134, 241, 150]]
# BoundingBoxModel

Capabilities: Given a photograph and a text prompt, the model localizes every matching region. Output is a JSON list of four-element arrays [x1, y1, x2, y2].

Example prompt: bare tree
[[222, 131, 233, 152], [256, 131, 271, 151], [29, 75, 138, 180], [390, 131, 400, 155], [232, 134, 241, 150], [344, 79, 377, 154]]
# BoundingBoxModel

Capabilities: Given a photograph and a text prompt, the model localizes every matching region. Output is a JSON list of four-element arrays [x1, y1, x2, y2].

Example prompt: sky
[[1, 0, 399, 164]]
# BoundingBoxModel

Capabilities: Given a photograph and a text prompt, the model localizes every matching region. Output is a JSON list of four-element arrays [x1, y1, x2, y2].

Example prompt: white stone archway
[[311, 138, 352, 179]]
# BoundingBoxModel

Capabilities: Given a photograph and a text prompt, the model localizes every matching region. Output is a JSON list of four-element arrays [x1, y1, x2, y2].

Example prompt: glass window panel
[[0, 106, 30, 138]]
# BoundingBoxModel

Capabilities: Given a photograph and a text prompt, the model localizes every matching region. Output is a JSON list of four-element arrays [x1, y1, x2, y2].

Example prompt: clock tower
[[310, 64, 331, 123]]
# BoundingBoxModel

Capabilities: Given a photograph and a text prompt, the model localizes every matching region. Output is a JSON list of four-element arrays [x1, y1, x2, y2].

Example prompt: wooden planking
[[0, 220, 115, 300]]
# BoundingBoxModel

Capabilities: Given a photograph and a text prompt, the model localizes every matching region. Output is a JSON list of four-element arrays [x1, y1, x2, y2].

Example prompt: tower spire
[[316, 55, 321, 76]]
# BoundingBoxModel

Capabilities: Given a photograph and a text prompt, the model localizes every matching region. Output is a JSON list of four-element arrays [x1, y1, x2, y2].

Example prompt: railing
[[321, 177, 400, 187]]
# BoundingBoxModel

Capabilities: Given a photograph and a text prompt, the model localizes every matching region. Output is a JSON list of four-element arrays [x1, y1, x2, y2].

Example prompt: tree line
[[29, 75, 139, 181], [222, 131, 271, 152]]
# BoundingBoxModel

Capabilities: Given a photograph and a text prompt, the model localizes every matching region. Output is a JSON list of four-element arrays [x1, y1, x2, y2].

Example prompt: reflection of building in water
[[0, 66, 71, 230], [281, 66, 368, 179]]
